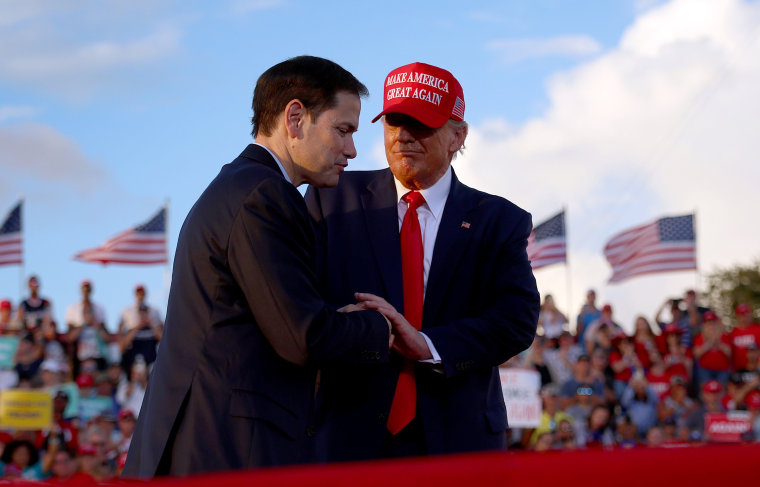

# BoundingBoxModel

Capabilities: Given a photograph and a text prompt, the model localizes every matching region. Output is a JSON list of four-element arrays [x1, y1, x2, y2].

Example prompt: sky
[[1, 0, 759, 333]]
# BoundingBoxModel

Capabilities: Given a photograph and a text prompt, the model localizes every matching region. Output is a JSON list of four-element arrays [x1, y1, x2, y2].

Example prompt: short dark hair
[[251, 55, 368, 138]]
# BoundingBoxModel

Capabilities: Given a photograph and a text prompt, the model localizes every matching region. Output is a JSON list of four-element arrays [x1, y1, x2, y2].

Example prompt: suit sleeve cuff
[[419, 332, 442, 364]]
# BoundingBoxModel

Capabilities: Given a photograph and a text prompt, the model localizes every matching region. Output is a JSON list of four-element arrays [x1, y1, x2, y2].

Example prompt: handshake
[[338, 292, 433, 361]]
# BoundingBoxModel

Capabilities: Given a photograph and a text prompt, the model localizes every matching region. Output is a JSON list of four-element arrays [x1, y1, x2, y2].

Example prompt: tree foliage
[[704, 260, 760, 327]]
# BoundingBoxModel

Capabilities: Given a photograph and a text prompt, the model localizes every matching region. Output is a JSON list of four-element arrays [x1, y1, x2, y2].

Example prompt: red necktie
[[387, 191, 425, 435]]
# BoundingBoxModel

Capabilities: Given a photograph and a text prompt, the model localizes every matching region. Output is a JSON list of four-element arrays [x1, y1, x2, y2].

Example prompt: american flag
[[74, 207, 168, 265], [452, 96, 465, 120], [0, 201, 22, 266], [527, 210, 566, 270], [604, 214, 696, 283]]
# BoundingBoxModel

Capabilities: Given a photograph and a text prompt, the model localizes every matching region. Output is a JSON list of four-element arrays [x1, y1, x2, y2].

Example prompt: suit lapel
[[423, 170, 478, 328], [361, 170, 404, 312]]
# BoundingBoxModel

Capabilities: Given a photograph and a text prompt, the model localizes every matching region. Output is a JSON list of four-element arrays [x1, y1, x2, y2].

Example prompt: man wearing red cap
[[729, 303, 760, 371], [306, 62, 539, 460]]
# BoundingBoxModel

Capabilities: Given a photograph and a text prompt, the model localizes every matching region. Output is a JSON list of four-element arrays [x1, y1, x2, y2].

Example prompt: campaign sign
[[499, 367, 541, 428], [0, 389, 53, 430], [705, 412, 752, 442]]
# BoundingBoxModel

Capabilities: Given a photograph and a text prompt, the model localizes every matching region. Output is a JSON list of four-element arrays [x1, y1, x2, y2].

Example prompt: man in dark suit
[[123, 56, 391, 478], [305, 62, 539, 460]]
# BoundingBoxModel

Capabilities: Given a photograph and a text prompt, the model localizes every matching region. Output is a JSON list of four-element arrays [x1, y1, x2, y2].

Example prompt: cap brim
[[371, 101, 449, 128]]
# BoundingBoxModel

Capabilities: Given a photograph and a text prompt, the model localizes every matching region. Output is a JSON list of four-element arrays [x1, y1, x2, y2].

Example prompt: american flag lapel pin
[[461, 221, 471, 229]]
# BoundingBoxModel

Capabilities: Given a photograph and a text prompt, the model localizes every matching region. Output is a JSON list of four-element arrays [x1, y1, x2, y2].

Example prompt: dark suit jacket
[[123, 145, 390, 477], [305, 168, 539, 461]]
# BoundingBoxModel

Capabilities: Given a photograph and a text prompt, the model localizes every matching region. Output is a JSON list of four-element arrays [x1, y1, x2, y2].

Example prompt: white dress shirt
[[254, 142, 292, 185], [393, 166, 452, 363]]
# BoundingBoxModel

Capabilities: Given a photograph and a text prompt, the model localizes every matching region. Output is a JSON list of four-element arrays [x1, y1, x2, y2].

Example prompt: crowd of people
[[509, 289, 760, 451], [0, 274, 758, 480], [0, 276, 161, 482]]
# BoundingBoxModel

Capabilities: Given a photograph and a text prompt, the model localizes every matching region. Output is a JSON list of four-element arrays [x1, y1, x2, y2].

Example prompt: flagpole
[[163, 199, 171, 313], [563, 205, 573, 334], [18, 196, 25, 300]]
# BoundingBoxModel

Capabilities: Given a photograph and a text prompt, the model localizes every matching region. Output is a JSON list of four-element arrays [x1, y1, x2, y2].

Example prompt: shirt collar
[[393, 165, 452, 221], [253, 142, 292, 185]]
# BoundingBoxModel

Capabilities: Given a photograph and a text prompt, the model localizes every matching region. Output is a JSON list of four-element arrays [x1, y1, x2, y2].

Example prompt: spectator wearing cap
[[559, 354, 604, 409], [684, 380, 726, 439], [693, 311, 732, 387], [576, 289, 601, 349], [118, 284, 163, 377], [529, 384, 574, 446], [544, 331, 583, 386], [65, 280, 111, 378], [565, 382, 597, 445], [660, 322, 693, 382], [40, 359, 66, 389], [0, 299, 21, 335], [583, 304, 624, 354], [36, 390, 79, 453], [631, 316, 662, 370], [537, 294, 568, 344], [621, 371, 659, 438], [305, 60, 539, 461], [655, 297, 692, 347], [657, 375, 696, 431], [81, 424, 115, 480], [728, 303, 760, 372], [116, 409, 137, 454], [17, 275, 54, 335]]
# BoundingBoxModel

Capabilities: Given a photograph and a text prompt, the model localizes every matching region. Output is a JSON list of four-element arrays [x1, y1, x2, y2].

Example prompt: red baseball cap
[[702, 311, 718, 322], [664, 322, 682, 334], [745, 389, 760, 410], [78, 444, 97, 456], [372, 62, 465, 128], [0, 300, 10, 310], [602, 304, 613, 313], [118, 409, 136, 421], [76, 374, 95, 388], [702, 380, 722, 394], [735, 303, 752, 315]]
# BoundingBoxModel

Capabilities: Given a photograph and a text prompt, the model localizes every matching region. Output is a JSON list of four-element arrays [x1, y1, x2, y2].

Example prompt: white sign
[[499, 367, 541, 428]]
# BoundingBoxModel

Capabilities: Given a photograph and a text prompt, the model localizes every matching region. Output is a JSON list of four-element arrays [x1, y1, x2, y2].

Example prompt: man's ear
[[285, 99, 306, 139], [450, 123, 468, 152]]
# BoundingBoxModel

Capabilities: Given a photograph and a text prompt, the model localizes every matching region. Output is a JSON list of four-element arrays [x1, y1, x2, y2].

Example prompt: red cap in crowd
[[602, 304, 613, 313], [135, 284, 145, 293], [0, 300, 10, 310], [78, 444, 97, 456], [744, 389, 760, 410], [76, 374, 95, 388], [372, 62, 465, 128], [702, 380, 722, 394], [664, 322, 682, 335], [735, 303, 752, 315], [118, 409, 136, 421], [81, 280, 92, 288], [702, 311, 718, 322]]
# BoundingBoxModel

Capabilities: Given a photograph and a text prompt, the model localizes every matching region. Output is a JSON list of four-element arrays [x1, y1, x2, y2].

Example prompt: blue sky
[[2, 0, 759, 332]]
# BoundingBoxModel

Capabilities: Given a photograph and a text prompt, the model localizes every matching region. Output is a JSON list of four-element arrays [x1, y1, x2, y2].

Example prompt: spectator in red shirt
[[728, 303, 760, 371], [609, 334, 643, 399], [645, 360, 672, 400], [660, 323, 693, 383], [693, 311, 732, 387], [47, 448, 96, 485], [631, 316, 661, 370], [0, 299, 21, 335]]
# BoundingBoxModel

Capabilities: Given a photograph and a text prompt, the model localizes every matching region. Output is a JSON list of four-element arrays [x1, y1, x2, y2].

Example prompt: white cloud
[[0, 106, 39, 123], [0, 122, 107, 193], [456, 0, 760, 327], [0, 3, 182, 98], [486, 35, 603, 64]]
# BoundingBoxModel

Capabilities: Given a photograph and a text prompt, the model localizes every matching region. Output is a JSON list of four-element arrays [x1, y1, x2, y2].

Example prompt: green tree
[[705, 260, 760, 328]]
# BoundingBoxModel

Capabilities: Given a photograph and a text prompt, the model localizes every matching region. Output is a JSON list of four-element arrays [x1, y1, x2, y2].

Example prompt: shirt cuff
[[419, 332, 442, 364]]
